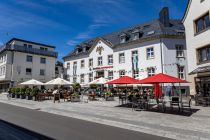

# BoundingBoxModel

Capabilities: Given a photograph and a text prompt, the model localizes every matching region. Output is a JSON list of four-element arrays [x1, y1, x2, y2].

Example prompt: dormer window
[[132, 29, 140, 40], [119, 33, 129, 43]]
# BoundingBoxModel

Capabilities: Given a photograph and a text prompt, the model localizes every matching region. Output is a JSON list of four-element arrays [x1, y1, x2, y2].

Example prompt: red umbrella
[[106, 76, 139, 84], [138, 73, 189, 84]]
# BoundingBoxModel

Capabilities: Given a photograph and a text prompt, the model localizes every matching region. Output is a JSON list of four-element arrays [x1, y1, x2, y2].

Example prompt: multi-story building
[[64, 7, 189, 93], [0, 38, 58, 91], [183, 0, 210, 96], [55, 61, 64, 78]]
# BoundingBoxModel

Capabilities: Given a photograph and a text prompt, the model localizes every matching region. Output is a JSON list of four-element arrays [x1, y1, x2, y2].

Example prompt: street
[[0, 102, 172, 140]]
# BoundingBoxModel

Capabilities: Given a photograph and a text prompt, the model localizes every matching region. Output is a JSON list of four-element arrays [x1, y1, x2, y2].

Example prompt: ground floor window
[[108, 71, 113, 80], [147, 67, 155, 77], [89, 73, 93, 82], [80, 74, 84, 84], [178, 66, 185, 79], [119, 70, 125, 77], [73, 76, 77, 83], [133, 70, 139, 78]]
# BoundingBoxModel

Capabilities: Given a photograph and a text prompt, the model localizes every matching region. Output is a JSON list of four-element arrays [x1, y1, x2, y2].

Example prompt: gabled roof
[[182, 0, 192, 23], [64, 19, 185, 60]]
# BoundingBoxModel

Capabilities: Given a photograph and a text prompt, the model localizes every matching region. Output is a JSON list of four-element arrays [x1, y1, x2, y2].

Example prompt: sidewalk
[[0, 94, 210, 140]]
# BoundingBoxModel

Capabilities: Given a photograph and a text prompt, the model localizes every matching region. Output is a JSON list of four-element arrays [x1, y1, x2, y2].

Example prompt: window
[[67, 63, 70, 69], [178, 66, 185, 79], [197, 45, 210, 63], [195, 13, 210, 33], [98, 57, 103, 66], [81, 60, 85, 68], [26, 55, 33, 62], [147, 47, 154, 59], [24, 44, 27, 47], [40, 69, 45, 76], [147, 67, 155, 77], [40, 47, 48, 51], [73, 61, 77, 75], [108, 55, 113, 65], [40, 58, 46, 64], [119, 70, 125, 77], [132, 50, 139, 78], [89, 59, 93, 67], [120, 36, 126, 43], [26, 68, 32, 75], [28, 44, 32, 48], [73, 76, 77, 83], [89, 72, 93, 82], [176, 45, 184, 57], [133, 32, 139, 40], [108, 71, 113, 80], [80, 74, 84, 83], [2, 66, 5, 75], [119, 53, 125, 63]]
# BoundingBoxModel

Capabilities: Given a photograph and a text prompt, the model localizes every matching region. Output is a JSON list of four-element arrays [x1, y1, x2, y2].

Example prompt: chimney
[[159, 7, 170, 27]]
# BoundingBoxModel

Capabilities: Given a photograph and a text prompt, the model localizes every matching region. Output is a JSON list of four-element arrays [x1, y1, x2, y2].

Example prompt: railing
[[11, 45, 58, 57]]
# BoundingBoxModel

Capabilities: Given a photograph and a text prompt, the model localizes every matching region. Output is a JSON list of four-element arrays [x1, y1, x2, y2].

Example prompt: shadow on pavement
[[0, 119, 55, 140], [116, 104, 200, 117]]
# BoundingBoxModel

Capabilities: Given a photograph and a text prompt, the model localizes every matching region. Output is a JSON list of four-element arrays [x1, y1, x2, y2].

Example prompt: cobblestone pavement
[[0, 94, 210, 140]]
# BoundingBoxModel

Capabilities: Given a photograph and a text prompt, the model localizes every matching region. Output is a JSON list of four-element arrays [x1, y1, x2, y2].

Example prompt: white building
[[183, 0, 210, 96], [0, 38, 58, 91], [64, 7, 189, 93]]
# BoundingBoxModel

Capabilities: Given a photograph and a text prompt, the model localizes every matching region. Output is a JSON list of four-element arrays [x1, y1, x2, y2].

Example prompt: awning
[[189, 65, 210, 75]]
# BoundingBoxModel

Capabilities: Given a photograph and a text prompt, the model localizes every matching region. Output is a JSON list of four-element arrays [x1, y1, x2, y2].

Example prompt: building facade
[[64, 8, 189, 93], [55, 61, 64, 78], [0, 38, 58, 91], [183, 0, 210, 96]]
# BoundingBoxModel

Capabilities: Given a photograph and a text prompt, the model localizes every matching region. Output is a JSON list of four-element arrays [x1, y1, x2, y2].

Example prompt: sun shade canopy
[[20, 79, 44, 85], [106, 76, 140, 84], [137, 73, 189, 84]]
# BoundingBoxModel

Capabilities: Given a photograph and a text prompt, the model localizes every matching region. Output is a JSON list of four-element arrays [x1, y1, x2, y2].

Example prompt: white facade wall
[[183, 0, 210, 95], [64, 38, 188, 87]]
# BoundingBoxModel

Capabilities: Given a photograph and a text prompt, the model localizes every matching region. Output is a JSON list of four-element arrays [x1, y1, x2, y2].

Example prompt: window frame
[[147, 67, 155, 77], [197, 45, 210, 64], [81, 60, 85, 69], [108, 55, 113, 65], [176, 44, 185, 58], [108, 71, 113, 80], [26, 55, 33, 62], [119, 70, 125, 77], [146, 47, 154, 59], [89, 58, 93, 67], [119, 53, 125, 64], [40, 57, 46, 64], [26, 68, 32, 75], [178, 66, 185, 80], [40, 69, 45, 76], [98, 56, 103, 66], [194, 12, 210, 35]]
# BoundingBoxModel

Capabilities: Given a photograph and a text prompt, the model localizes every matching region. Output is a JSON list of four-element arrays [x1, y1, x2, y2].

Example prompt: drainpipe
[[160, 38, 164, 73]]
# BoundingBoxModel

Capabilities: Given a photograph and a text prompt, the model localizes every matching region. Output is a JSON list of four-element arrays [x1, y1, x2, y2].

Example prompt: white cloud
[[67, 40, 79, 46]]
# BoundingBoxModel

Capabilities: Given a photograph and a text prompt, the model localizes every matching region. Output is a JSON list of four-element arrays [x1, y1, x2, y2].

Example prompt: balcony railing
[[11, 45, 58, 57]]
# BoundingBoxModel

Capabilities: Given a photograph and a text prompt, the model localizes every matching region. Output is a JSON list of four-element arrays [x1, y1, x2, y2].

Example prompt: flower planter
[[20, 95, 26, 99], [71, 96, 80, 102], [15, 94, 20, 98], [105, 96, 114, 101], [26, 95, 32, 100], [32, 96, 36, 101], [11, 94, 15, 98]]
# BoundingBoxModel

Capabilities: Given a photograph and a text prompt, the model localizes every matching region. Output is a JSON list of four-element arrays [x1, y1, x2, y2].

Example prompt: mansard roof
[[64, 19, 185, 60]]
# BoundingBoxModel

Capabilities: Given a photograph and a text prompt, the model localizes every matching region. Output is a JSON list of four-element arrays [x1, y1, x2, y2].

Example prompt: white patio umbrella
[[45, 77, 72, 86], [88, 77, 109, 85], [20, 79, 44, 86]]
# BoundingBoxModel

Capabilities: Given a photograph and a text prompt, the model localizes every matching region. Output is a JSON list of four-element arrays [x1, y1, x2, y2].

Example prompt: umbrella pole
[[179, 83, 182, 108]]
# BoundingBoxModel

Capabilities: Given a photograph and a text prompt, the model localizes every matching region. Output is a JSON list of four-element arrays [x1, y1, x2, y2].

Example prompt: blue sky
[[0, 0, 188, 61]]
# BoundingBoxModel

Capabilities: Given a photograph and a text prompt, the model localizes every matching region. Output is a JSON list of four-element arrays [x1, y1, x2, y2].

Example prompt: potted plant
[[105, 91, 114, 101], [15, 87, 21, 98], [71, 92, 80, 102], [30, 87, 39, 101], [25, 88, 32, 100], [10, 87, 16, 98], [72, 83, 81, 93], [20, 88, 26, 99]]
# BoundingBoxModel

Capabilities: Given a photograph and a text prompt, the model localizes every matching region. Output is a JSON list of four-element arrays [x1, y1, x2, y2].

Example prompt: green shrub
[[20, 88, 26, 95], [72, 83, 81, 92], [15, 88, 21, 94], [25, 88, 32, 96], [30, 87, 39, 97], [90, 84, 97, 89], [11, 87, 16, 94]]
